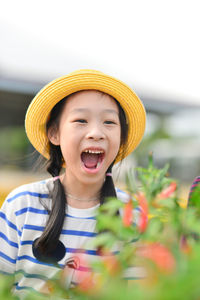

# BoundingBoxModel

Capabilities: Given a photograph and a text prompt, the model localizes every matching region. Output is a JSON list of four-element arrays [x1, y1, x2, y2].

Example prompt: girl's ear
[[47, 125, 60, 146]]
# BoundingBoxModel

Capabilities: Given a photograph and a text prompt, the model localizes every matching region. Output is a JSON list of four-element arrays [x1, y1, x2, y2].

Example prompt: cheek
[[111, 129, 121, 153], [60, 143, 78, 167], [117, 127, 122, 146], [59, 124, 78, 145], [59, 128, 82, 161]]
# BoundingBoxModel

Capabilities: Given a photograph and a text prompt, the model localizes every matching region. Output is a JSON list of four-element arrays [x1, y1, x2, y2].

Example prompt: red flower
[[136, 192, 148, 233], [137, 242, 175, 273], [78, 273, 96, 292], [123, 199, 133, 227], [159, 182, 177, 199]]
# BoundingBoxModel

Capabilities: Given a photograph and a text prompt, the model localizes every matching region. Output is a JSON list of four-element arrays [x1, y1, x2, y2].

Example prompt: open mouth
[[81, 149, 105, 170]]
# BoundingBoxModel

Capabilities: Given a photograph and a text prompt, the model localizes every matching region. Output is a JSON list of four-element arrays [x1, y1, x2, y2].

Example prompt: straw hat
[[25, 69, 146, 163]]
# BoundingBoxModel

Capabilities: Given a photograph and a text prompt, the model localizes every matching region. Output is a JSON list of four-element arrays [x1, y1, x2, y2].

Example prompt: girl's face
[[48, 90, 121, 187]]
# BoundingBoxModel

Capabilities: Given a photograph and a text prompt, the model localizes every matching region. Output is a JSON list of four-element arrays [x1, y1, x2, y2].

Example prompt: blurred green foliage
[[1, 155, 200, 299], [0, 127, 29, 165]]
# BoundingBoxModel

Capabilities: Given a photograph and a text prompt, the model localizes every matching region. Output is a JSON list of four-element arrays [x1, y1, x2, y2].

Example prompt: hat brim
[[25, 69, 146, 164]]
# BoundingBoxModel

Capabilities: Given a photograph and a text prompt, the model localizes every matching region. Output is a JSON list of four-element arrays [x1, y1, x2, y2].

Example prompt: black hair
[[34, 92, 128, 258]]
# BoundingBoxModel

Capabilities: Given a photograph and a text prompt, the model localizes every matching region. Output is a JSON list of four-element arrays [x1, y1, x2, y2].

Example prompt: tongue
[[81, 153, 99, 168]]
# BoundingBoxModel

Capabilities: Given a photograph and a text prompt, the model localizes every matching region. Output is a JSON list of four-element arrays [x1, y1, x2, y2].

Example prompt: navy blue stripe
[[20, 242, 118, 256], [15, 207, 49, 216], [0, 251, 16, 264], [20, 240, 33, 245], [15, 285, 39, 293], [15, 207, 95, 219], [0, 212, 22, 236], [7, 191, 49, 203], [61, 229, 97, 237], [17, 255, 56, 267], [23, 224, 44, 231], [0, 270, 12, 276], [0, 232, 18, 248], [115, 188, 126, 195], [23, 224, 97, 237], [16, 255, 92, 272], [15, 269, 48, 281]]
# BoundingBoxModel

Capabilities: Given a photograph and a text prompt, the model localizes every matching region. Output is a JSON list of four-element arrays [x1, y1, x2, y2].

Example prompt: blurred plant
[[0, 274, 18, 300], [1, 154, 200, 299], [0, 127, 29, 167]]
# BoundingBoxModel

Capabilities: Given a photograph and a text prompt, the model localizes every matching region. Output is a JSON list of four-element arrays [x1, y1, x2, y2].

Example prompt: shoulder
[[115, 187, 131, 203], [115, 187, 140, 225], [2, 177, 55, 211]]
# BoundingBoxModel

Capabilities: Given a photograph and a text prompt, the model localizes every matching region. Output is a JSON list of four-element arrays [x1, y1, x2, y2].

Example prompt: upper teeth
[[84, 150, 104, 154]]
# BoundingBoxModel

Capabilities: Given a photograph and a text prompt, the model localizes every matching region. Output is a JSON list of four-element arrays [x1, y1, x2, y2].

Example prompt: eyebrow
[[70, 108, 119, 115]]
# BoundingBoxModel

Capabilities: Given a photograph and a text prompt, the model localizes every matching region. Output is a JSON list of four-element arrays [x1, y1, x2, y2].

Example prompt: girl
[[0, 69, 146, 297]]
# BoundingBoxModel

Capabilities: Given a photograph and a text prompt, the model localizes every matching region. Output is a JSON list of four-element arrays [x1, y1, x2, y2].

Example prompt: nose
[[86, 123, 105, 141]]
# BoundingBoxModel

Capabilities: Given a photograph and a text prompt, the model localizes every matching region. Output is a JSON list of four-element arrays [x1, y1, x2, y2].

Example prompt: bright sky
[[0, 0, 200, 105]]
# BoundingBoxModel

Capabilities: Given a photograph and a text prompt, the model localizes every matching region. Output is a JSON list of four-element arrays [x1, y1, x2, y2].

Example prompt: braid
[[100, 164, 116, 204], [34, 142, 66, 256], [47, 144, 63, 176]]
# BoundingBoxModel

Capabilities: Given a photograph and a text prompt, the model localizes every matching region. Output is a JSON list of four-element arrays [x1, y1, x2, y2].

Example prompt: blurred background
[[0, 0, 200, 206]]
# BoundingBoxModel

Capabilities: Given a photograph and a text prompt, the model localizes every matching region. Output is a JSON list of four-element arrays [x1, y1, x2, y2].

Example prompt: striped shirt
[[0, 177, 144, 298]]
